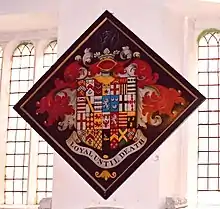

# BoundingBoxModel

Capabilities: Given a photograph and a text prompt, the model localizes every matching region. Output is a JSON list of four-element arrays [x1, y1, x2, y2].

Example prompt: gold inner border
[[20, 17, 199, 192]]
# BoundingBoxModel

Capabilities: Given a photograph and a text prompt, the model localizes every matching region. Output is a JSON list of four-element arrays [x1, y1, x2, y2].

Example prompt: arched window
[[43, 40, 57, 71], [197, 29, 220, 204], [4, 43, 35, 204], [36, 40, 57, 203]]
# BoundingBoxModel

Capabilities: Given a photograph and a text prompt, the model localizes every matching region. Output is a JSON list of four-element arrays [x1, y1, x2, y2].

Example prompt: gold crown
[[94, 48, 120, 60]]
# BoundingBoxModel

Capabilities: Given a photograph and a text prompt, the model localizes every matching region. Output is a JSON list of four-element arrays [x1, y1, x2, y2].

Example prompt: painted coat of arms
[[14, 11, 205, 199]]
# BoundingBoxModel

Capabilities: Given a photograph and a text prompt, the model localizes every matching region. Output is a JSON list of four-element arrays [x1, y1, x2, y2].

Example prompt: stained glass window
[[197, 29, 220, 204], [36, 40, 57, 203], [4, 43, 35, 204]]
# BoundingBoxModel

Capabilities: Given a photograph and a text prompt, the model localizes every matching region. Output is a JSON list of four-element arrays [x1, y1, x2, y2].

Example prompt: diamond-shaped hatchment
[[14, 10, 205, 199]]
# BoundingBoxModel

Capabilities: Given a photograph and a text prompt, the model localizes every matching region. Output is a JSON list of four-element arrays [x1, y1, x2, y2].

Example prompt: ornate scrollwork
[[95, 170, 117, 181]]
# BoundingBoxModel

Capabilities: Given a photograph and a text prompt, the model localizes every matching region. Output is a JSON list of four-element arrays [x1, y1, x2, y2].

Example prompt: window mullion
[[27, 130, 39, 205], [36, 40, 57, 203], [0, 42, 13, 204], [27, 40, 45, 205]]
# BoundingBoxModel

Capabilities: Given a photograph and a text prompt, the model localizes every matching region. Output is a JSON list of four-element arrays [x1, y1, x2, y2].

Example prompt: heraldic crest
[[14, 10, 205, 199]]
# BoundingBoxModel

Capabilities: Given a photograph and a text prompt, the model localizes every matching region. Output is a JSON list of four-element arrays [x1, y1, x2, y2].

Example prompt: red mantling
[[36, 78, 75, 126], [142, 85, 185, 123], [133, 59, 159, 88]]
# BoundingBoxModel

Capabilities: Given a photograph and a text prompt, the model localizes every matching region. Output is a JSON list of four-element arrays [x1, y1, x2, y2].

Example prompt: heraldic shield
[[75, 74, 138, 154], [14, 10, 205, 199]]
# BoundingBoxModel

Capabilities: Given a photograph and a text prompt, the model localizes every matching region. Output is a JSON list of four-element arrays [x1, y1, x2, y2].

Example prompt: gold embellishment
[[94, 75, 115, 84], [95, 170, 116, 181], [86, 96, 94, 112]]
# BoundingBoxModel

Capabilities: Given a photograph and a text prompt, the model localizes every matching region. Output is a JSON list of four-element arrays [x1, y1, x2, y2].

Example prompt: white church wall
[[0, 0, 58, 15], [52, 1, 187, 209], [156, 9, 187, 209]]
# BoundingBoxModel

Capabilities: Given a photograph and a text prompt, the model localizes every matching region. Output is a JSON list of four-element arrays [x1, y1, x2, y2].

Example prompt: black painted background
[[14, 11, 205, 199]]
